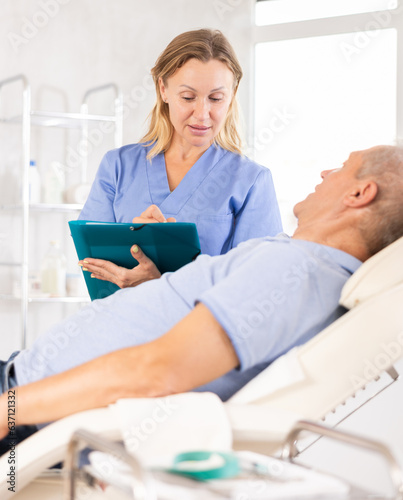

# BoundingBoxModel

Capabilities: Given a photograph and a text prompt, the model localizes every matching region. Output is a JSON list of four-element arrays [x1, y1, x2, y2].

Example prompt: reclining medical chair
[[1, 235, 403, 499]]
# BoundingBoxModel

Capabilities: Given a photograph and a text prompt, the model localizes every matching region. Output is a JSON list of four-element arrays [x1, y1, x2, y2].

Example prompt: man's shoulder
[[284, 238, 362, 275], [231, 233, 288, 251], [242, 235, 361, 273]]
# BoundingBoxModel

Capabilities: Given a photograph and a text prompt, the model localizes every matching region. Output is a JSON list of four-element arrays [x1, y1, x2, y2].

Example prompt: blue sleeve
[[78, 151, 117, 222], [231, 168, 283, 249]]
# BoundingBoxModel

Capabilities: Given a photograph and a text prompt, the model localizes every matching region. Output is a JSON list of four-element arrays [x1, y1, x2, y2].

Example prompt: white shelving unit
[[0, 75, 123, 349]]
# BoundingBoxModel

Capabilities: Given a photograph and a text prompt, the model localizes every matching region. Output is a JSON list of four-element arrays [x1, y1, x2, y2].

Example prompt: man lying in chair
[[1, 145, 403, 451]]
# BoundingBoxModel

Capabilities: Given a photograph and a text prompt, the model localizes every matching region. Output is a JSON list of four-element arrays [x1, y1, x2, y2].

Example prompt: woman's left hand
[[79, 244, 161, 289]]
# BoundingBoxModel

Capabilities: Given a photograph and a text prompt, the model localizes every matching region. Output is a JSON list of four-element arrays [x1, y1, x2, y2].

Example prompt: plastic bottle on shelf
[[1, 158, 19, 204], [0, 233, 13, 295], [28, 160, 41, 203], [40, 240, 67, 297], [64, 182, 92, 204], [44, 161, 65, 204], [66, 266, 88, 297]]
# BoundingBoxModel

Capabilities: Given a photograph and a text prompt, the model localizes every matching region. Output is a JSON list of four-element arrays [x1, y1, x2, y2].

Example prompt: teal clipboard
[[69, 220, 201, 301]]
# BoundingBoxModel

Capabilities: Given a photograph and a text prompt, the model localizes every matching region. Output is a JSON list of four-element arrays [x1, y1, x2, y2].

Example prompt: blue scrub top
[[79, 143, 283, 255]]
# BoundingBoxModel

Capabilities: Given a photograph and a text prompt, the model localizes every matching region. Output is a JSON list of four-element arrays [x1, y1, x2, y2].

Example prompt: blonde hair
[[141, 29, 243, 159]]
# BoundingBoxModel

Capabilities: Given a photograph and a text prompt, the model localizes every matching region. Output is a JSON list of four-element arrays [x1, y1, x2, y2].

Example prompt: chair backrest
[[340, 235, 403, 309], [229, 236, 403, 422]]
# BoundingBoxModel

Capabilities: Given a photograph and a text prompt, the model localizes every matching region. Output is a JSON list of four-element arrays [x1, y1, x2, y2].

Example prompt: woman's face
[[159, 58, 235, 151]]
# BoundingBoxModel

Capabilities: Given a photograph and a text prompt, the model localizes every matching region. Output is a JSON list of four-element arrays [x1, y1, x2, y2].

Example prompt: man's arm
[[0, 303, 238, 437]]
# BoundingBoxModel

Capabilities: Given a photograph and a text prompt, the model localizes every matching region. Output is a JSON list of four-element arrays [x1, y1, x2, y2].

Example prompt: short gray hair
[[356, 145, 403, 256]]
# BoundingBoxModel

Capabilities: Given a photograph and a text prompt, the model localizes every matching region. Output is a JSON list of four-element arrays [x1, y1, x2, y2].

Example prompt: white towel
[[110, 392, 232, 468]]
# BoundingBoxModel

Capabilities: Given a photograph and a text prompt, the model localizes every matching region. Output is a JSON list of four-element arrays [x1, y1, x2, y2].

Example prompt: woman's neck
[[166, 137, 211, 163], [164, 141, 211, 191]]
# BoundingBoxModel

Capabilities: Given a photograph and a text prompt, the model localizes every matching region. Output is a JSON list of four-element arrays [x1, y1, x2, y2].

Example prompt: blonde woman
[[78, 29, 282, 288]]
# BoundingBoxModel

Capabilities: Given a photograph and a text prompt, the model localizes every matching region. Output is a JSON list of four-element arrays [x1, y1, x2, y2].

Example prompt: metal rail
[[0, 74, 31, 349], [283, 419, 403, 499], [65, 429, 152, 500]]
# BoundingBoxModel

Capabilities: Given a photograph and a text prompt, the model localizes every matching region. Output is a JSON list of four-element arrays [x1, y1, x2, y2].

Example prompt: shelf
[[0, 293, 90, 303], [0, 204, 21, 211], [0, 110, 119, 129], [28, 295, 90, 303], [29, 202, 83, 213], [0, 75, 122, 349], [0, 294, 19, 301], [0, 203, 83, 212]]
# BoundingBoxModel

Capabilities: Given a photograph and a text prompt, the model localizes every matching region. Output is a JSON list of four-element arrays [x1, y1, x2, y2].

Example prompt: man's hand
[[132, 204, 176, 224], [79, 244, 161, 289]]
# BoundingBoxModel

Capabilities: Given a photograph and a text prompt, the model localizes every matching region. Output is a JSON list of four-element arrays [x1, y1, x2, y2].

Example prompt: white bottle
[[41, 240, 67, 296], [44, 161, 65, 204], [0, 233, 13, 295], [1, 159, 19, 204], [28, 160, 41, 203], [64, 183, 92, 204]]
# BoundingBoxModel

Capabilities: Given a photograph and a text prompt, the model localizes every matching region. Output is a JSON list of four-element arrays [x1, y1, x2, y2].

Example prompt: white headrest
[[340, 235, 403, 309]]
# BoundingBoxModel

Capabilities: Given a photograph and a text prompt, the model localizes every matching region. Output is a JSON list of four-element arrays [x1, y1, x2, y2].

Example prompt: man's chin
[[293, 191, 314, 217], [292, 201, 302, 218]]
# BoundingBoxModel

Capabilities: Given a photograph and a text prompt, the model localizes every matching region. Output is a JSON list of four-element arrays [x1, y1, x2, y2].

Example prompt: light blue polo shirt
[[14, 235, 361, 401]]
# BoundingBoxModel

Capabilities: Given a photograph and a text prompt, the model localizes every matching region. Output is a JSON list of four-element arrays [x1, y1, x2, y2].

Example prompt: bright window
[[253, 29, 397, 233], [256, 0, 396, 26]]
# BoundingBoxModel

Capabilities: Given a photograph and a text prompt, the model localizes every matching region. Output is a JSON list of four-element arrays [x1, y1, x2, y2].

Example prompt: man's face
[[293, 150, 365, 222]]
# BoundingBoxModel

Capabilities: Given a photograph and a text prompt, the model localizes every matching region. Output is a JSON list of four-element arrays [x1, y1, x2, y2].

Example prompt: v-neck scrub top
[[78, 143, 283, 255]]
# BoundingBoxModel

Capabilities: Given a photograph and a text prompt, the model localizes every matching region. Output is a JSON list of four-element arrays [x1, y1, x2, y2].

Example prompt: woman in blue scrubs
[[78, 29, 282, 288]]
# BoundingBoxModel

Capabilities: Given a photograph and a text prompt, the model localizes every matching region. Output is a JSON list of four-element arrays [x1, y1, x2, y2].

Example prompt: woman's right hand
[[132, 204, 176, 224]]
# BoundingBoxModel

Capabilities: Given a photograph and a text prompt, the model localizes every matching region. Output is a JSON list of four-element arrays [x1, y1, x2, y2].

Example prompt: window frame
[[250, 1, 403, 147], [254, 0, 396, 26]]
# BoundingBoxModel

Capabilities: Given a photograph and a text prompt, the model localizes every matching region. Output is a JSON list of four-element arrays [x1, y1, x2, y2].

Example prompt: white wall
[[1, 0, 254, 156], [0, 0, 255, 353]]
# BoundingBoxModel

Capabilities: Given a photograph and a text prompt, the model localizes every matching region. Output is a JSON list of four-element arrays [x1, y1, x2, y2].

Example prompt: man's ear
[[344, 180, 378, 207]]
